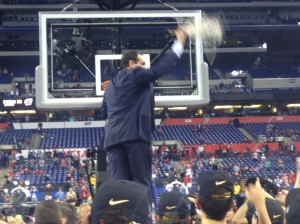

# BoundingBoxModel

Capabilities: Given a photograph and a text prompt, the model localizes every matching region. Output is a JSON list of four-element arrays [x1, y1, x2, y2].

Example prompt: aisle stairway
[[238, 127, 257, 142], [30, 133, 42, 149], [0, 168, 8, 186]]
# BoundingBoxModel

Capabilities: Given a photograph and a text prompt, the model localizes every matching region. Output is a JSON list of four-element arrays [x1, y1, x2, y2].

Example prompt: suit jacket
[[102, 50, 179, 149]]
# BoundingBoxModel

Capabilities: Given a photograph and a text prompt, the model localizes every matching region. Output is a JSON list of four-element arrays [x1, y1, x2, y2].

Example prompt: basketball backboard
[[36, 10, 209, 110]]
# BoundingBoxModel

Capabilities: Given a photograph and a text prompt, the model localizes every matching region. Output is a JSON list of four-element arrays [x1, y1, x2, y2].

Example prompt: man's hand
[[171, 27, 188, 45], [245, 178, 272, 224], [296, 157, 300, 172], [246, 178, 265, 207]]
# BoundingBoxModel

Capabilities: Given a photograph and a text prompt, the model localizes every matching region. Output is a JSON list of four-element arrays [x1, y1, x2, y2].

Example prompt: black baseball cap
[[286, 188, 300, 224], [247, 198, 284, 224], [197, 170, 234, 199], [91, 180, 150, 224], [158, 191, 191, 222]]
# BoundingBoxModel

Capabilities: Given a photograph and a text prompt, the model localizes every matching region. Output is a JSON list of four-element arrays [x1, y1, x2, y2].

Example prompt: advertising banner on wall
[[0, 97, 35, 109]]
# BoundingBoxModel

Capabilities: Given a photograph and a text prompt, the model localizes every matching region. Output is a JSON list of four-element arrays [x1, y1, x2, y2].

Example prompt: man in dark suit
[[101, 27, 188, 192]]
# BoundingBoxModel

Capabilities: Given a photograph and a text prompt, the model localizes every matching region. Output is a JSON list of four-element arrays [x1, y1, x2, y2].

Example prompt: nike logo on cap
[[109, 199, 129, 206], [273, 214, 281, 219], [166, 206, 177, 210], [215, 180, 226, 186]]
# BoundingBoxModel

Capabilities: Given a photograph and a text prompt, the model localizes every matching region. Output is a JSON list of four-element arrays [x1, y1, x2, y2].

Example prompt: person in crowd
[[90, 174, 96, 193], [30, 186, 38, 202], [90, 180, 151, 224], [233, 177, 283, 224], [77, 203, 91, 224], [277, 158, 284, 171], [44, 183, 52, 200], [14, 214, 25, 224], [100, 26, 188, 196], [56, 187, 66, 202], [80, 185, 89, 202], [274, 188, 289, 211], [186, 193, 201, 224], [285, 157, 300, 224], [24, 186, 31, 202], [0, 213, 6, 224], [248, 197, 284, 224], [196, 170, 234, 224], [157, 191, 192, 224], [59, 202, 77, 224], [234, 181, 241, 197], [236, 179, 247, 209], [34, 200, 62, 224], [66, 187, 77, 206]]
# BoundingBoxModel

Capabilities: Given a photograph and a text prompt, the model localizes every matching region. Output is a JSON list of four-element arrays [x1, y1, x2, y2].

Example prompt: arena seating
[[0, 121, 297, 150], [152, 124, 247, 144], [39, 127, 104, 149], [211, 64, 300, 79], [16, 164, 80, 185], [244, 122, 300, 140], [0, 129, 34, 144]]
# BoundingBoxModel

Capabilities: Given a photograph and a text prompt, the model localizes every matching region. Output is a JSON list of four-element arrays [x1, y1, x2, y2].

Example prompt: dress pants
[[106, 140, 153, 189]]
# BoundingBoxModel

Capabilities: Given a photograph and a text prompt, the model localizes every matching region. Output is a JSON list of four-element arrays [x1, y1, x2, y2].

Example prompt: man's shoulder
[[111, 68, 141, 82]]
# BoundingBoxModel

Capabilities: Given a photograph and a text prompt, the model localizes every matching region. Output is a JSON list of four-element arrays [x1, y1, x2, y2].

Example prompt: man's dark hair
[[59, 202, 77, 224], [60, 202, 77, 215], [199, 188, 233, 221], [120, 51, 139, 69], [34, 200, 62, 224], [186, 193, 197, 217], [99, 208, 134, 224]]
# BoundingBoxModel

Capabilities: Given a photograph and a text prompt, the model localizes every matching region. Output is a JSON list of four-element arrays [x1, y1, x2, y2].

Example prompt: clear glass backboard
[[36, 10, 209, 110]]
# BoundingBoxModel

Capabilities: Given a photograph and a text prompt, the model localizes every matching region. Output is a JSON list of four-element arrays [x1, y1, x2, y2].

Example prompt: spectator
[[234, 181, 241, 196], [261, 153, 266, 162], [90, 174, 96, 192], [196, 145, 204, 158], [265, 158, 271, 171], [35, 168, 44, 176], [38, 158, 45, 169], [289, 170, 296, 186], [286, 189, 300, 224], [274, 175, 282, 188], [80, 185, 89, 202], [56, 187, 66, 202], [196, 170, 234, 223], [277, 159, 284, 171], [274, 188, 289, 211], [59, 202, 77, 224], [66, 188, 77, 206], [44, 183, 52, 200], [91, 180, 151, 224], [0, 213, 6, 224], [157, 125, 163, 137], [34, 200, 62, 224], [157, 191, 191, 224], [233, 163, 241, 176], [286, 158, 300, 224], [233, 178, 279, 224], [77, 204, 91, 224], [30, 186, 38, 202], [247, 197, 284, 224], [66, 171, 72, 181], [236, 180, 246, 209], [290, 143, 296, 156], [252, 151, 259, 162]]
